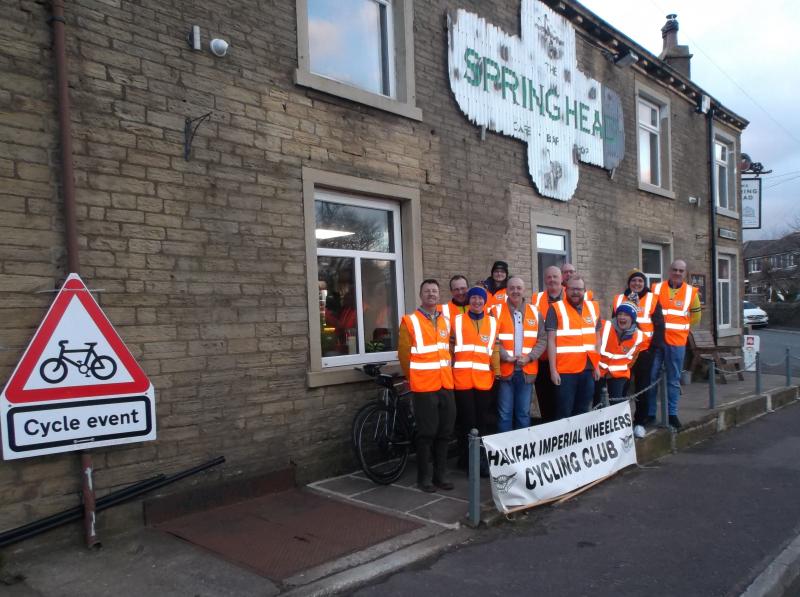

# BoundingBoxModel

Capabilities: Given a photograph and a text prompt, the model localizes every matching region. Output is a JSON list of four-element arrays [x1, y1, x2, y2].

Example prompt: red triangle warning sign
[[4, 274, 150, 404]]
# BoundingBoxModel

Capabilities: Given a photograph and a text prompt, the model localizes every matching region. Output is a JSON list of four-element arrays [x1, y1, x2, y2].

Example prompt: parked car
[[743, 301, 769, 327]]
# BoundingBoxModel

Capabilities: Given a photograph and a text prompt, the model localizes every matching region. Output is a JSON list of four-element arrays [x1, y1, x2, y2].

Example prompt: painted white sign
[[1, 274, 156, 459], [448, 0, 625, 201], [483, 401, 637, 513], [742, 178, 761, 229], [743, 334, 760, 372]]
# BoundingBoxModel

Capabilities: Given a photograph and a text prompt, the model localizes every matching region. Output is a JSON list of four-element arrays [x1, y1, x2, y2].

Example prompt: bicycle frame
[[56, 344, 98, 368]]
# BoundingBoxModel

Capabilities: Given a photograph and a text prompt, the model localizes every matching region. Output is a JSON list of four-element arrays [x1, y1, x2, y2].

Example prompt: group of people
[[397, 260, 701, 493]]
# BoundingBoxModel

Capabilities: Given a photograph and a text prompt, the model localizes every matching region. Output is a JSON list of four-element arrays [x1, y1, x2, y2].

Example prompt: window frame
[[716, 248, 742, 337], [714, 128, 739, 219], [535, 227, 571, 290], [295, 0, 422, 121], [302, 167, 422, 387], [641, 242, 667, 287], [717, 254, 733, 330], [747, 258, 761, 274], [635, 82, 673, 198], [315, 190, 405, 368]]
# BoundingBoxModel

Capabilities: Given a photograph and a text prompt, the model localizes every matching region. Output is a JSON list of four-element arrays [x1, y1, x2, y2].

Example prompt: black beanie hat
[[491, 260, 509, 274]]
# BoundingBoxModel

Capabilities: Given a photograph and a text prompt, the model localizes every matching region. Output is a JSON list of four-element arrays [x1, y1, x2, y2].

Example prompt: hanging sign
[[1, 274, 156, 459], [741, 178, 761, 229], [483, 401, 637, 513], [447, 0, 625, 201]]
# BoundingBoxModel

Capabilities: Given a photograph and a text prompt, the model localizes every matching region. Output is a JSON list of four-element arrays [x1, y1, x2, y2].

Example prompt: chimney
[[659, 14, 692, 78]]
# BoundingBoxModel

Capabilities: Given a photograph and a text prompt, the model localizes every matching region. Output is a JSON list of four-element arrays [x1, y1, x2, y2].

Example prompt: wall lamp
[[613, 49, 638, 68]]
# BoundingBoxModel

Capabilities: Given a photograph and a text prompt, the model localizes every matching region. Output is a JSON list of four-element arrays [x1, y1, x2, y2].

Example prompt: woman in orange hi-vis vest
[[398, 279, 456, 493], [481, 260, 510, 309], [611, 269, 664, 439], [598, 302, 646, 403], [451, 287, 499, 476]]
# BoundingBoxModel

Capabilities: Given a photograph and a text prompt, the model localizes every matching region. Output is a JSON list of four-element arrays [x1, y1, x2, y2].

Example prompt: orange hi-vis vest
[[598, 320, 645, 379], [485, 288, 507, 309], [652, 281, 697, 346], [613, 292, 656, 349], [553, 299, 600, 374], [401, 311, 454, 393], [494, 301, 540, 377], [440, 301, 468, 331], [452, 313, 498, 390], [531, 291, 559, 362]]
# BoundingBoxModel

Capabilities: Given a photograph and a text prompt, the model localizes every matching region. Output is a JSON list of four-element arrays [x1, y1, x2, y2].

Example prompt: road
[[351, 401, 800, 597], [753, 327, 800, 376]]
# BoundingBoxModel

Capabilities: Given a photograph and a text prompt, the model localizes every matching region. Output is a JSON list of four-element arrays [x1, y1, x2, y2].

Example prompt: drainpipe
[[707, 107, 719, 343], [50, 0, 99, 549]]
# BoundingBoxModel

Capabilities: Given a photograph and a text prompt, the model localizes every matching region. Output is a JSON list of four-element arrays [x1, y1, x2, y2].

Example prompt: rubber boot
[[416, 440, 434, 492], [432, 439, 453, 490]]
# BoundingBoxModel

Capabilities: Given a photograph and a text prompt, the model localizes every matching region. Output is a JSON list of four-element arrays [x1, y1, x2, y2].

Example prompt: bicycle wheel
[[39, 358, 67, 384], [356, 404, 410, 484], [351, 401, 378, 453], [90, 355, 117, 380]]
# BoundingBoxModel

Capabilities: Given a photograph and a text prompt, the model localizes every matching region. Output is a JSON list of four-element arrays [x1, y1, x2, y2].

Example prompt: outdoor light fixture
[[613, 49, 638, 68], [187, 25, 201, 50], [209, 38, 229, 57]]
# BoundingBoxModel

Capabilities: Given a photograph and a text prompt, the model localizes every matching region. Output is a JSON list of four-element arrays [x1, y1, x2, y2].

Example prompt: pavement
[[1, 371, 798, 596]]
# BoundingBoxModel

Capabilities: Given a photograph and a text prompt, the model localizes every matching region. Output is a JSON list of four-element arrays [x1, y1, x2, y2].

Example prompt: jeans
[[648, 344, 686, 416], [631, 347, 655, 425], [497, 370, 533, 432], [556, 369, 595, 419]]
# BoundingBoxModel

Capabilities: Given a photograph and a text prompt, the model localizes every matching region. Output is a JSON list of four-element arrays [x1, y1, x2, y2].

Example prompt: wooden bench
[[687, 330, 744, 383]]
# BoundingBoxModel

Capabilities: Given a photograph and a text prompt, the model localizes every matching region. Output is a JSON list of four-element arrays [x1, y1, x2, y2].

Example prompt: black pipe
[[707, 106, 719, 343], [0, 456, 225, 548]]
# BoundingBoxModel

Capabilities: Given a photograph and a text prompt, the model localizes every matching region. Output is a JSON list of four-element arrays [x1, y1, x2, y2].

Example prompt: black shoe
[[668, 415, 682, 430], [644, 416, 656, 427], [418, 483, 436, 493], [433, 480, 454, 491]]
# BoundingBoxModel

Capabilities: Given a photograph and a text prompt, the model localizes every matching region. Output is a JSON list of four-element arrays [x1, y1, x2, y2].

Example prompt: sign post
[[1, 274, 156, 460]]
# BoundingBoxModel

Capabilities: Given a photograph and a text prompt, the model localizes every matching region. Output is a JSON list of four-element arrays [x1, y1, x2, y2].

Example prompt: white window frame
[[295, 0, 422, 121], [535, 227, 571, 289], [302, 167, 422, 387], [717, 254, 733, 330], [641, 242, 666, 287], [635, 83, 673, 198], [714, 128, 739, 219], [748, 258, 761, 274], [315, 190, 405, 368]]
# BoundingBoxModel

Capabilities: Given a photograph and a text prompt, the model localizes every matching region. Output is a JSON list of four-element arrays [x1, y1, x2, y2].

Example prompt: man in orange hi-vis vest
[[648, 260, 701, 430], [398, 279, 456, 493], [546, 275, 602, 419]]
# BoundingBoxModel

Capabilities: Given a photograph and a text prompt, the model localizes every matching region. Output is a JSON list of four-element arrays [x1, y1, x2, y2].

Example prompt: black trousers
[[413, 389, 456, 484], [535, 363, 557, 423], [632, 347, 655, 425], [454, 388, 492, 466]]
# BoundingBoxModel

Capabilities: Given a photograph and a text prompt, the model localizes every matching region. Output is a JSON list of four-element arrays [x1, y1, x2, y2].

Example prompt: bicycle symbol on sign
[[39, 340, 118, 384]]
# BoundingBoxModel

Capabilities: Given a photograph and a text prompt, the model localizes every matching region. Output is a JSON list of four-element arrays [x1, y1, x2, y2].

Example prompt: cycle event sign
[[482, 401, 637, 513], [1, 274, 156, 459]]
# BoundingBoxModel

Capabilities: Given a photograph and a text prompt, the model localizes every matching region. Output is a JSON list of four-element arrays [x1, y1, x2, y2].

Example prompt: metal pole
[[659, 368, 668, 427], [786, 347, 792, 387], [467, 429, 480, 527], [80, 452, 100, 548], [755, 351, 762, 396], [709, 359, 716, 409]]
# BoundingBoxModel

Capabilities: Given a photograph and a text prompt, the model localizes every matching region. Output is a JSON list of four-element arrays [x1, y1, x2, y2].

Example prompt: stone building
[[744, 232, 800, 300], [0, 0, 746, 537]]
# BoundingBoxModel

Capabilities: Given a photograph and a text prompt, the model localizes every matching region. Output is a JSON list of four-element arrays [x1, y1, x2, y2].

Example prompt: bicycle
[[39, 340, 118, 384], [352, 363, 415, 484]]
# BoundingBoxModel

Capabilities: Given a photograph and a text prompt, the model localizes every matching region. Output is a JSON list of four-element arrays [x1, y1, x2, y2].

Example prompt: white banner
[[483, 401, 637, 513]]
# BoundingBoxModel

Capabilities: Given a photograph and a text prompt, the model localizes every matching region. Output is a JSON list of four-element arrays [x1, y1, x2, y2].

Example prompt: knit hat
[[491, 260, 509, 274], [615, 301, 638, 322], [466, 286, 488, 303], [627, 269, 647, 285]]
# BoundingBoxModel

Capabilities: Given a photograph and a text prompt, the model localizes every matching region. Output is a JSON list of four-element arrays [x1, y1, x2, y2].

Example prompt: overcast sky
[[579, 0, 800, 241]]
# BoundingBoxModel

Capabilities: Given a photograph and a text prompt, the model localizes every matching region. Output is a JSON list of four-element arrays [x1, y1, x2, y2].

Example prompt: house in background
[[744, 232, 800, 301]]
